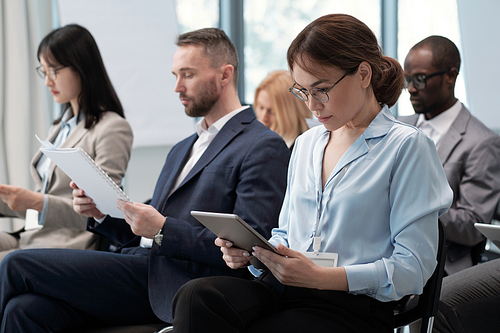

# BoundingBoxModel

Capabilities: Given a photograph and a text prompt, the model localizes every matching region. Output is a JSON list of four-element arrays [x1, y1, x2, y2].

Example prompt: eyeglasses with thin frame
[[289, 73, 348, 103], [36, 66, 67, 81], [404, 68, 451, 91]]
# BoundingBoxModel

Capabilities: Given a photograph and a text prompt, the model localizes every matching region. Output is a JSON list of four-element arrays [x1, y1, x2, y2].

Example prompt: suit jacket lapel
[[172, 108, 251, 195], [176, 118, 245, 192], [44, 120, 88, 182], [30, 122, 62, 187], [60, 120, 88, 149], [154, 135, 198, 209], [33, 118, 89, 191], [437, 106, 469, 164]]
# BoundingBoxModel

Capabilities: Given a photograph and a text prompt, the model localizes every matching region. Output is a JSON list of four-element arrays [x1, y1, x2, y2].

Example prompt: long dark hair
[[287, 14, 404, 108], [37, 24, 124, 128]]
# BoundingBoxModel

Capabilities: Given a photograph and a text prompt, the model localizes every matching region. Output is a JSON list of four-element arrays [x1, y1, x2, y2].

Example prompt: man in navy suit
[[0, 28, 290, 331]]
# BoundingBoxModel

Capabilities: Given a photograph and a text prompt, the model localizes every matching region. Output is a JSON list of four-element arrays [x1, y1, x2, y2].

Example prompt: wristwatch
[[154, 228, 163, 246]]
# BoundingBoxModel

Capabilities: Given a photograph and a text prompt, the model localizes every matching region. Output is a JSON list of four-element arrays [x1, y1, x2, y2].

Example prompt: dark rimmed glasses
[[289, 73, 348, 103], [404, 68, 451, 91], [36, 66, 67, 81]]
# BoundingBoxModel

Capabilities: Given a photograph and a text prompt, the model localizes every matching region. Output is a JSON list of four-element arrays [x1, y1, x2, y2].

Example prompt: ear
[[357, 61, 372, 89], [220, 64, 234, 87], [444, 67, 459, 88]]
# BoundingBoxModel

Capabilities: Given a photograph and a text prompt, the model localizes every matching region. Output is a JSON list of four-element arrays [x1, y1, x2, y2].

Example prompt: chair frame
[[393, 219, 447, 333], [66, 323, 168, 333]]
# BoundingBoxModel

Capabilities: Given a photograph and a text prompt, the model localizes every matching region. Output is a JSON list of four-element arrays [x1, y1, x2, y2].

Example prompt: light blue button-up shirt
[[35, 109, 81, 225], [269, 105, 453, 302]]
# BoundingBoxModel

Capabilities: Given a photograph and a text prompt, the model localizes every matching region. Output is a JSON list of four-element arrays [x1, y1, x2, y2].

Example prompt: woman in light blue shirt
[[172, 14, 453, 332]]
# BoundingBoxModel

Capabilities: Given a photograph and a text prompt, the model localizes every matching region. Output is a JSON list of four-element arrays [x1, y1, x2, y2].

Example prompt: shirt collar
[[362, 105, 395, 140], [416, 100, 462, 135], [61, 107, 83, 128], [195, 105, 249, 136]]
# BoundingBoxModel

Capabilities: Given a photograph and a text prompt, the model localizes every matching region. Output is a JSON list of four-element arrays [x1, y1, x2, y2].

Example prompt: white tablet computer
[[474, 223, 500, 249], [190, 211, 279, 269]]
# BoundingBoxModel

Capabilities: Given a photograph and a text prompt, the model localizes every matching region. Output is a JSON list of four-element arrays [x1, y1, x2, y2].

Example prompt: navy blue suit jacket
[[88, 107, 290, 322]]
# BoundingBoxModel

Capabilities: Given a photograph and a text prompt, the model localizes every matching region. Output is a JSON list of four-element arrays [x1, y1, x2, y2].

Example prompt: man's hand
[[0, 183, 44, 212], [116, 199, 165, 238], [71, 181, 105, 219], [214, 237, 252, 269]]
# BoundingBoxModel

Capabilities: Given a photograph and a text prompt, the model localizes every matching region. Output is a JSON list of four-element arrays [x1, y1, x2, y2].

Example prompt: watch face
[[154, 233, 163, 246]]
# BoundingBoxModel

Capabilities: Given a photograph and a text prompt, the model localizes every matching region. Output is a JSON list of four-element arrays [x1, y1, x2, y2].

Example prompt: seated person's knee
[[0, 232, 19, 251]]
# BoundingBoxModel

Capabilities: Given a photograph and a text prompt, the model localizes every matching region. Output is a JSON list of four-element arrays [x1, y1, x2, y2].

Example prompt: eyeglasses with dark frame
[[36, 66, 67, 81], [289, 73, 348, 103], [404, 68, 451, 91]]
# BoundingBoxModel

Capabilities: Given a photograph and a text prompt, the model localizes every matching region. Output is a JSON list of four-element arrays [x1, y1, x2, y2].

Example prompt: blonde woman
[[254, 70, 315, 149]]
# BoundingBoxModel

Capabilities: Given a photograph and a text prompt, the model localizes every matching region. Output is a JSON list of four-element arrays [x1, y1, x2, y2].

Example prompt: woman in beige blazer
[[0, 24, 133, 260]]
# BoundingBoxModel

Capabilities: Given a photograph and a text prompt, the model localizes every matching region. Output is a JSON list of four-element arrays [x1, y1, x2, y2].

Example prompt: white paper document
[[36, 135, 131, 219]]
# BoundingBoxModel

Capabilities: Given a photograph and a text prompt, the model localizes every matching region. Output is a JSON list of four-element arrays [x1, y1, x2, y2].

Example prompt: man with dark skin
[[400, 35, 500, 275]]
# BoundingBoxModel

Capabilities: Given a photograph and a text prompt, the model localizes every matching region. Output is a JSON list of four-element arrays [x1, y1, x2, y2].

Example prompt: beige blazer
[[0, 111, 133, 250]]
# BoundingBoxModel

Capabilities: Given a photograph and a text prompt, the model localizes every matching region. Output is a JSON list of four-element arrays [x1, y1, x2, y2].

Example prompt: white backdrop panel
[[57, 0, 195, 147], [457, 0, 500, 131]]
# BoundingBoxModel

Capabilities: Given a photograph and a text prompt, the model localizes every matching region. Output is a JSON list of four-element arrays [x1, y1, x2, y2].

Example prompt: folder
[[37, 135, 131, 219]]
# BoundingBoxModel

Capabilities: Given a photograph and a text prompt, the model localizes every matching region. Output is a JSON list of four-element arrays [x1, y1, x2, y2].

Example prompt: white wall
[[123, 145, 172, 204], [56, 0, 199, 204], [57, 0, 194, 147], [457, 0, 500, 132]]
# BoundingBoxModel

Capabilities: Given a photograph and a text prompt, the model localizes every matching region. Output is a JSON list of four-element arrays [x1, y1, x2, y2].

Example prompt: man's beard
[[183, 78, 220, 118]]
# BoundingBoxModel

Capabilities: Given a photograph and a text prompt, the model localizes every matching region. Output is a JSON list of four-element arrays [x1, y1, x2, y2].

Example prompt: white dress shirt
[[416, 100, 462, 148]]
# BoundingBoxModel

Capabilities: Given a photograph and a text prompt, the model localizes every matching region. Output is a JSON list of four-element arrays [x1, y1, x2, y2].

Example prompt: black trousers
[[172, 272, 395, 333], [433, 258, 500, 333], [0, 248, 161, 332]]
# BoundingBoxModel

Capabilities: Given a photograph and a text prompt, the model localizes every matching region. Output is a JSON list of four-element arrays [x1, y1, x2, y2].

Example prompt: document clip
[[313, 236, 321, 254], [24, 209, 42, 230]]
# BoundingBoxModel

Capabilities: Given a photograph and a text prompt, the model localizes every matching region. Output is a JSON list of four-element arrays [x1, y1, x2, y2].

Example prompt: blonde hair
[[254, 70, 312, 145]]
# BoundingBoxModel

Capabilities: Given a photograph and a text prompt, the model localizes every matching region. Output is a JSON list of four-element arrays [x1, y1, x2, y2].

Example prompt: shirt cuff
[[344, 262, 379, 297], [37, 195, 49, 225], [94, 215, 107, 224], [248, 264, 264, 277]]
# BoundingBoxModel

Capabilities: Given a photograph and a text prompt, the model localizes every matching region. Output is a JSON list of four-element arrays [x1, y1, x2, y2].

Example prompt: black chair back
[[393, 219, 447, 333]]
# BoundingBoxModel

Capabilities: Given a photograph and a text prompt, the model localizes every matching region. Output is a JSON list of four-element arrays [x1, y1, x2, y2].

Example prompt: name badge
[[303, 252, 338, 267], [24, 209, 42, 230]]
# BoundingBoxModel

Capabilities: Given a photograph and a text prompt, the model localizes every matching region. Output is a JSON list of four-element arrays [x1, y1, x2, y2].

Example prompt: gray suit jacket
[[399, 105, 500, 274], [0, 111, 133, 251]]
